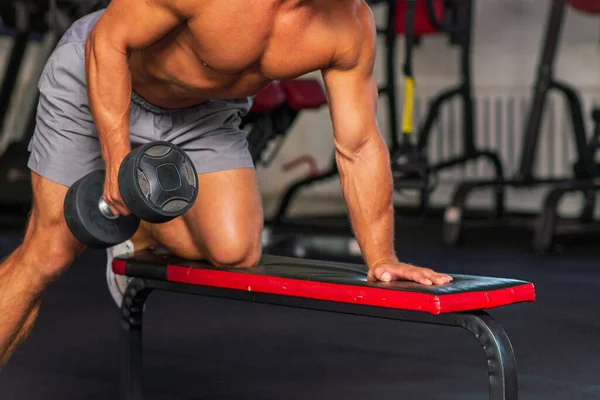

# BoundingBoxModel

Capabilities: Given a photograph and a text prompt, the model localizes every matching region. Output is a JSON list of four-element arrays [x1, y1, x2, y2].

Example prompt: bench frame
[[120, 276, 519, 400]]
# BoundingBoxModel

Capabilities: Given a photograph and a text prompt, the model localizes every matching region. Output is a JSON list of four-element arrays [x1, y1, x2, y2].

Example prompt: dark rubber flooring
[[0, 216, 599, 400]]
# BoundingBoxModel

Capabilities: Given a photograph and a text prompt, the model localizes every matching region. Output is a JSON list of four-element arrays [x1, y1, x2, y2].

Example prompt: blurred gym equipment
[[373, 0, 505, 217], [0, 0, 108, 219], [442, 0, 600, 253]]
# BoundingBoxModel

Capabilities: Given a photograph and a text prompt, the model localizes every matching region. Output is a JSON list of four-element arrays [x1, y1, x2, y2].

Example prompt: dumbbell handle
[[98, 198, 119, 220]]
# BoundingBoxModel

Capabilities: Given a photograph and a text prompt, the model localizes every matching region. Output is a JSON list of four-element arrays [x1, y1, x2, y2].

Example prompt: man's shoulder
[[327, 0, 376, 71], [147, 0, 209, 17]]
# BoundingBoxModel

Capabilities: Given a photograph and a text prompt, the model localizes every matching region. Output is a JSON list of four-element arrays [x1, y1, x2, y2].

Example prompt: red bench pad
[[113, 253, 535, 315], [250, 82, 286, 114], [280, 80, 328, 111]]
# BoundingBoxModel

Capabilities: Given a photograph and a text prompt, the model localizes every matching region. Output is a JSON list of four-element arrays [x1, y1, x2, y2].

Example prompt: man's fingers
[[424, 273, 453, 286], [372, 266, 393, 282], [106, 200, 128, 217], [409, 269, 452, 286], [370, 264, 454, 286], [417, 277, 433, 286], [436, 274, 454, 284], [103, 193, 131, 217], [105, 200, 125, 215], [427, 274, 450, 285]]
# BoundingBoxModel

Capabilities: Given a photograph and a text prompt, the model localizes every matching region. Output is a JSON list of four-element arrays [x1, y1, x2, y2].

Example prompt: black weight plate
[[118, 142, 198, 224], [64, 170, 140, 248]]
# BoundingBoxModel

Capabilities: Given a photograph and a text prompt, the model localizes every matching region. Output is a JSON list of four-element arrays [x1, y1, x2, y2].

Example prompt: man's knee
[[206, 235, 261, 269], [13, 173, 84, 288], [21, 215, 83, 286], [34, 242, 80, 283]]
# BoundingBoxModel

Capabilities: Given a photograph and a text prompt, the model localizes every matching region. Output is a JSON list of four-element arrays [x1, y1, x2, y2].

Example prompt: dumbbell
[[64, 141, 198, 248]]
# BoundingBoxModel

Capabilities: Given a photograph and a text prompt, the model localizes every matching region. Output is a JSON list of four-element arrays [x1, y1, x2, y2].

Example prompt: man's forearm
[[85, 30, 132, 169], [337, 136, 397, 268]]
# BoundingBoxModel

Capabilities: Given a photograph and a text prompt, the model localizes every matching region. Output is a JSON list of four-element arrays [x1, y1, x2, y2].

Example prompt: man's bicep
[[323, 67, 378, 140], [322, 5, 380, 155], [322, 59, 379, 157], [91, 0, 187, 51]]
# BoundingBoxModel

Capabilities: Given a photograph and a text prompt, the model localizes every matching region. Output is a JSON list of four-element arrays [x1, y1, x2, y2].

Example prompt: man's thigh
[[148, 93, 259, 263], [151, 168, 263, 264]]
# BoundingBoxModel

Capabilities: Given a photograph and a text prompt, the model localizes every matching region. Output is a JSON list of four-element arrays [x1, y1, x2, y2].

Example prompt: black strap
[[402, 0, 416, 79]]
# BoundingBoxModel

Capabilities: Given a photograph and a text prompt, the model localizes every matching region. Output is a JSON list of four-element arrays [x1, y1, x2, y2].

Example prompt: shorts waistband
[[131, 91, 177, 114], [131, 90, 253, 116]]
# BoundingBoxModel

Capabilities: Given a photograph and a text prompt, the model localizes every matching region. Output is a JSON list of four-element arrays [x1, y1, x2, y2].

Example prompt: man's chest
[[185, 7, 337, 80]]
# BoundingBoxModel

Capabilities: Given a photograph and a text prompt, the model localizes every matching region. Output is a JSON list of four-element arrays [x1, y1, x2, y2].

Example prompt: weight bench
[[113, 251, 535, 400]]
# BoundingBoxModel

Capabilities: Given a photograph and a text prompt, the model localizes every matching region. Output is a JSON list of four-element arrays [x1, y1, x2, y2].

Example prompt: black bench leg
[[458, 311, 519, 400], [121, 279, 153, 400]]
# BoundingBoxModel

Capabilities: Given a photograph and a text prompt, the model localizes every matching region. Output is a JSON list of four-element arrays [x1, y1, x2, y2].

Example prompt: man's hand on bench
[[368, 261, 454, 285]]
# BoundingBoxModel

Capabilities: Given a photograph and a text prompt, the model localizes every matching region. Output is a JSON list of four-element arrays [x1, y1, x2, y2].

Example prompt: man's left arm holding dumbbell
[[86, 6, 173, 218]]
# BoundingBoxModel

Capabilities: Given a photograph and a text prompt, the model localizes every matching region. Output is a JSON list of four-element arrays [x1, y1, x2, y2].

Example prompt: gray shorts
[[27, 10, 254, 188]]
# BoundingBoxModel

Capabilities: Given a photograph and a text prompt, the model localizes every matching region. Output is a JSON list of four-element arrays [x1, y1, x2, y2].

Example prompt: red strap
[[395, 0, 444, 36]]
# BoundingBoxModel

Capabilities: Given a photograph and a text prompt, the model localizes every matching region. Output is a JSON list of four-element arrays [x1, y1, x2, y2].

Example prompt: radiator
[[403, 85, 600, 212]]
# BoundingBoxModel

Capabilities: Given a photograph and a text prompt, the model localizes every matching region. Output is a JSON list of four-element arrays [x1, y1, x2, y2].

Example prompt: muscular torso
[[129, 0, 362, 109]]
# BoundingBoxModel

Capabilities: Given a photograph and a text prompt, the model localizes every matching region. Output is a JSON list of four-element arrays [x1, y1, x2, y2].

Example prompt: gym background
[[253, 0, 600, 216], [0, 1, 599, 400], [1, 1, 599, 215]]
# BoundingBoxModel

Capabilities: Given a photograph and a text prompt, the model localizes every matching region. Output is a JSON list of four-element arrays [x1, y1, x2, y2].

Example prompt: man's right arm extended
[[85, 0, 186, 215]]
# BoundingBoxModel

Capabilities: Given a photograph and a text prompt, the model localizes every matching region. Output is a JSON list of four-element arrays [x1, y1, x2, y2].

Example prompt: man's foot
[[106, 240, 135, 306]]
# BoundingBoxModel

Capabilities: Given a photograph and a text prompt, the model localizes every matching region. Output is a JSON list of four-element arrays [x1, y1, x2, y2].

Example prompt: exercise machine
[[389, 0, 433, 215], [442, 0, 600, 253]]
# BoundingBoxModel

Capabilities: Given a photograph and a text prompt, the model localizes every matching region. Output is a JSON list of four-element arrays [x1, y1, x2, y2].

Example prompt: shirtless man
[[0, 0, 453, 365]]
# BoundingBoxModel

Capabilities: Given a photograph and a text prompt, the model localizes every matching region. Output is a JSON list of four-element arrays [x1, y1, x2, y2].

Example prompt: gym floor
[[0, 215, 598, 400]]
